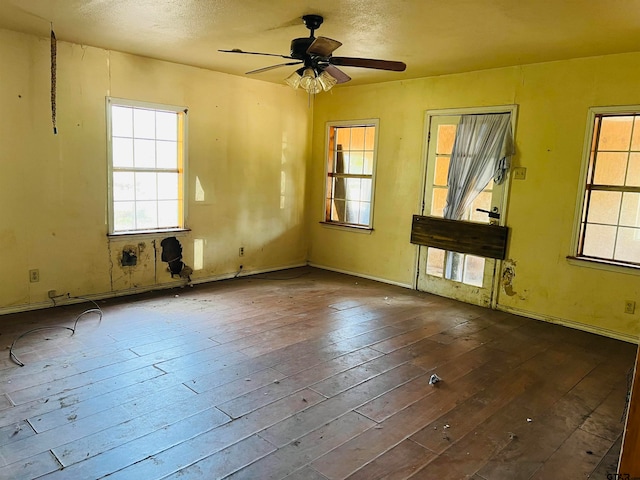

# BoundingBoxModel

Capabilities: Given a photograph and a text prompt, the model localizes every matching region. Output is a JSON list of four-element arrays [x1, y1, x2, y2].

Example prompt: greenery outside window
[[324, 120, 379, 228], [107, 97, 187, 235]]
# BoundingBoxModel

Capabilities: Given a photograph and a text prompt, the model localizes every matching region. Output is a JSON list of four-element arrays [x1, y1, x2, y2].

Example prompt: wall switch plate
[[625, 300, 636, 314], [513, 167, 527, 180]]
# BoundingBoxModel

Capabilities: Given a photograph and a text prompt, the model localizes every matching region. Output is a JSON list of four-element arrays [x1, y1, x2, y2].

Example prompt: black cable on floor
[[9, 296, 103, 367]]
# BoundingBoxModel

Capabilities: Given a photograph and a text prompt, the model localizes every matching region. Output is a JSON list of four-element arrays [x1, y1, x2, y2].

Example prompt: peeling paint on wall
[[502, 259, 517, 296]]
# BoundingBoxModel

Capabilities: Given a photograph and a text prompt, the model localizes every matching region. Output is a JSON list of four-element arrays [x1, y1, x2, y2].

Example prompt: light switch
[[513, 167, 527, 180]]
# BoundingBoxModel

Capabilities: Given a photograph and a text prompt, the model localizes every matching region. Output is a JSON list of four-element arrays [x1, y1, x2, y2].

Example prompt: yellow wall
[[2, 26, 639, 342], [0, 28, 310, 310], [308, 54, 640, 341]]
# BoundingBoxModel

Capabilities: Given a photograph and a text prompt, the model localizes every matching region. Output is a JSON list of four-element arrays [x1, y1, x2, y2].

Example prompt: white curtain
[[443, 113, 513, 221]]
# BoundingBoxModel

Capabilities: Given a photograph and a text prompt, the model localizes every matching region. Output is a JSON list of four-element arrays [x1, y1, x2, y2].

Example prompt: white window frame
[[322, 119, 379, 230], [106, 97, 188, 236], [570, 105, 640, 272]]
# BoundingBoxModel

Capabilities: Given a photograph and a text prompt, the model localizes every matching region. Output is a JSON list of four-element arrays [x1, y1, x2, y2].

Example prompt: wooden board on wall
[[410, 215, 509, 260]]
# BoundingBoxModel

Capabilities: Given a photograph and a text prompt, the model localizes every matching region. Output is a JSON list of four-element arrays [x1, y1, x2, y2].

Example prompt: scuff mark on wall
[[502, 259, 517, 296]]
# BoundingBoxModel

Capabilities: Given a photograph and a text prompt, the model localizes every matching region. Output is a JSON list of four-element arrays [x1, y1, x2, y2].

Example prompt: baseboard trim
[[496, 304, 639, 344], [0, 263, 308, 316], [307, 263, 414, 289]]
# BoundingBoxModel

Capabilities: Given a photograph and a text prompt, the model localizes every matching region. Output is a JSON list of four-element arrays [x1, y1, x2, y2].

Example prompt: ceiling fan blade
[[219, 49, 294, 60], [246, 62, 303, 75], [329, 57, 406, 72], [324, 65, 351, 84], [307, 37, 342, 57]]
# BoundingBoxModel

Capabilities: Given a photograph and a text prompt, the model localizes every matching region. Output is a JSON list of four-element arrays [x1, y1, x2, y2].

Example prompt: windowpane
[[437, 125, 456, 155], [113, 172, 135, 201], [627, 153, 640, 187], [446, 252, 464, 282], [359, 202, 371, 225], [348, 152, 364, 174], [582, 224, 616, 258], [431, 188, 447, 217], [614, 227, 640, 263], [332, 199, 346, 222], [469, 191, 491, 223], [158, 200, 179, 227], [346, 178, 361, 201], [364, 127, 375, 150], [134, 108, 156, 139], [136, 201, 158, 229], [631, 117, 640, 151], [156, 141, 178, 169], [135, 172, 157, 201], [336, 128, 351, 150], [593, 152, 628, 185], [363, 152, 374, 175], [620, 193, 640, 227], [111, 106, 133, 137], [113, 201, 135, 231], [434, 156, 450, 186], [426, 247, 445, 277], [346, 201, 360, 223], [158, 172, 179, 200], [463, 255, 485, 287], [156, 111, 178, 141], [134, 139, 156, 168], [361, 179, 372, 202], [112, 137, 134, 167], [598, 116, 633, 151], [351, 128, 366, 149], [586, 191, 621, 225]]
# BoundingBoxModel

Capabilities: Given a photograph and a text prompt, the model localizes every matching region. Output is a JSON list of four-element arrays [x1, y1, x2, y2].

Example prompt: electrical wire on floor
[[9, 296, 103, 367]]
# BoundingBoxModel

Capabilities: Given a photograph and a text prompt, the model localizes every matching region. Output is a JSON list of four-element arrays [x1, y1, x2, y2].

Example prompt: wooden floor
[[0, 267, 636, 479]]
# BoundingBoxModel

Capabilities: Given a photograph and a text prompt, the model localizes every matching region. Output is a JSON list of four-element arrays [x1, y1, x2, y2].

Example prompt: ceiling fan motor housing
[[290, 37, 315, 60]]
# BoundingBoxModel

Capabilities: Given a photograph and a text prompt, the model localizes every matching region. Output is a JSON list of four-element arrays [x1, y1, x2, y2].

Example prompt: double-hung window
[[575, 107, 640, 266], [324, 120, 378, 228], [107, 97, 187, 235]]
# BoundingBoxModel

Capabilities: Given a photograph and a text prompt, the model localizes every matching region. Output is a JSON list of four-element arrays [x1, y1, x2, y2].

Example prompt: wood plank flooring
[[0, 267, 636, 479]]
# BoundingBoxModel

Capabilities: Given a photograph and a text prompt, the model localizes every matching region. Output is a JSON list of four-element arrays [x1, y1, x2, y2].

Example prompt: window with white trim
[[107, 98, 187, 234], [576, 108, 640, 266], [324, 121, 378, 228]]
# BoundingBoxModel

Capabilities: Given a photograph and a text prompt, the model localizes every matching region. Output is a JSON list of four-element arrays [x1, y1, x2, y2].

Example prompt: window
[[324, 120, 378, 228], [576, 108, 640, 266], [107, 98, 187, 234]]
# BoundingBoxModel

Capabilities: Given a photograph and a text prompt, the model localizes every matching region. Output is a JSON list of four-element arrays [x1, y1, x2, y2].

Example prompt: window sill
[[566, 255, 640, 276], [108, 228, 191, 241], [319, 222, 374, 234]]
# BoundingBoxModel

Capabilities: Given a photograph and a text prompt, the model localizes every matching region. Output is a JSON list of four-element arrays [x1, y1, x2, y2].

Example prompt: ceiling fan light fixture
[[298, 67, 316, 90], [317, 69, 338, 91], [285, 70, 302, 89]]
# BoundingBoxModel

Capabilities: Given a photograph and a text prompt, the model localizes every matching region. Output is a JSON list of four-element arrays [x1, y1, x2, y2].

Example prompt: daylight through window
[[577, 110, 640, 266], [325, 121, 378, 228], [107, 98, 186, 234]]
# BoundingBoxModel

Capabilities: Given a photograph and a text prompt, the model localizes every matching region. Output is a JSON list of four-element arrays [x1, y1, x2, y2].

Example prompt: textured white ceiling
[[1, 0, 640, 87]]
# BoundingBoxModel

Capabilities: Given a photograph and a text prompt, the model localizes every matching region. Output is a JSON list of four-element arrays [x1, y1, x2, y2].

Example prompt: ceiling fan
[[219, 14, 406, 94]]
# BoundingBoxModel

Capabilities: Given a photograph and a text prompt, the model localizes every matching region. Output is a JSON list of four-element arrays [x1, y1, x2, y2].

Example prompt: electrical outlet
[[625, 300, 636, 314], [29, 269, 39, 283], [239, 247, 244, 257]]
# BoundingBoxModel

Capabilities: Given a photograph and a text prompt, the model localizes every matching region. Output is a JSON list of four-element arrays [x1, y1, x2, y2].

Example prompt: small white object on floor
[[429, 374, 442, 385]]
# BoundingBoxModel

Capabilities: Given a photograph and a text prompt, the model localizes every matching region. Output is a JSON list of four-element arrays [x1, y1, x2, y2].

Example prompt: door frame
[[413, 104, 519, 309]]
